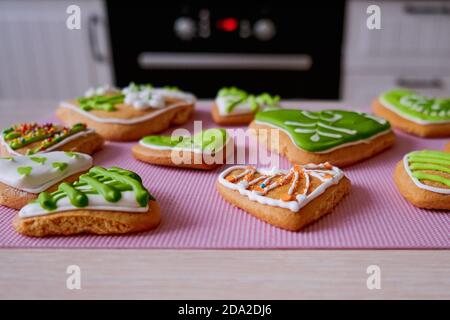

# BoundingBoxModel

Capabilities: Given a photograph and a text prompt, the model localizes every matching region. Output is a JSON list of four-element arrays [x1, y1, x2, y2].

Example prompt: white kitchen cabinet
[[342, 0, 450, 104], [0, 0, 112, 100]]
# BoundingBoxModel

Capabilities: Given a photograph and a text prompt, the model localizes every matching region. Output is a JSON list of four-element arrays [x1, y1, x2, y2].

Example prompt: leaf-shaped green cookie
[[380, 89, 450, 123], [255, 109, 391, 152], [140, 128, 228, 153]]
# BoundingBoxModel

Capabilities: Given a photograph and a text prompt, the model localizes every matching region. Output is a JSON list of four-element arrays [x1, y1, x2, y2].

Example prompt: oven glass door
[[107, 1, 345, 99]]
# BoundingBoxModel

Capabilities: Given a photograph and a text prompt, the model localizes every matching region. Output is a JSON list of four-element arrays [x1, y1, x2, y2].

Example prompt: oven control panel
[[173, 9, 276, 41]]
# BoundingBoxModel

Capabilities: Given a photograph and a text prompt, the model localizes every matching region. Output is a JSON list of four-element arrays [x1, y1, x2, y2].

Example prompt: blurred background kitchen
[[0, 0, 449, 126]]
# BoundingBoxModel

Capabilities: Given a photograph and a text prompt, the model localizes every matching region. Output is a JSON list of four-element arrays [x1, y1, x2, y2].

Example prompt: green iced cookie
[[140, 128, 228, 153], [254, 109, 391, 152], [380, 89, 450, 123]]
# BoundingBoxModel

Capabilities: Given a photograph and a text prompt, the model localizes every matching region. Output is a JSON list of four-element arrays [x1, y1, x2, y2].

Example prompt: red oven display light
[[217, 17, 238, 32]]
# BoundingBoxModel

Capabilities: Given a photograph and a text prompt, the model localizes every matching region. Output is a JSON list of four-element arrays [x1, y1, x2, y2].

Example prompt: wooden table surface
[[0, 249, 449, 299], [0, 101, 448, 300]]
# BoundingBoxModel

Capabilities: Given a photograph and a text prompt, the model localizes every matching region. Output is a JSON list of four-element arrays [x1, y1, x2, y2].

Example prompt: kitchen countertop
[[0, 100, 448, 299]]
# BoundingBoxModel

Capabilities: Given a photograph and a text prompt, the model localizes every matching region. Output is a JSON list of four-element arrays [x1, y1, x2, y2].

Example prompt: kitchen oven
[[106, 1, 345, 99]]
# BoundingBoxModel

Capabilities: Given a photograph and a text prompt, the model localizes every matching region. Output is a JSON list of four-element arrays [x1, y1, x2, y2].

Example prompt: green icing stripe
[[412, 172, 450, 188], [38, 192, 57, 211], [89, 167, 149, 207], [409, 150, 450, 160], [35, 166, 153, 211], [108, 167, 142, 183], [407, 150, 450, 189], [140, 128, 228, 153], [58, 182, 88, 208], [254, 109, 391, 152], [380, 89, 450, 122], [79, 174, 121, 203], [77, 94, 124, 112], [410, 163, 450, 174], [408, 156, 449, 166]]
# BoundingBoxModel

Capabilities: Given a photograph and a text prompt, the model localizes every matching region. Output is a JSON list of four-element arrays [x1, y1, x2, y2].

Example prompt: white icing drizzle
[[284, 121, 315, 127], [0, 129, 94, 156], [362, 113, 387, 125], [288, 171, 299, 195], [379, 94, 450, 125], [255, 120, 392, 154], [320, 111, 342, 122], [19, 191, 149, 218], [84, 85, 117, 98], [283, 119, 357, 142], [317, 122, 357, 135], [403, 153, 450, 195], [294, 128, 315, 134], [301, 111, 319, 120], [218, 164, 344, 212], [0, 151, 92, 193], [315, 130, 342, 139]]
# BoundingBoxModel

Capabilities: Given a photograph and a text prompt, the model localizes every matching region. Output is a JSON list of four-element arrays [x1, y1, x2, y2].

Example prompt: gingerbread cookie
[[56, 83, 196, 141], [216, 163, 351, 231], [133, 128, 231, 170], [373, 89, 450, 137], [0, 151, 92, 209], [394, 150, 450, 210], [249, 109, 395, 167], [212, 87, 280, 125], [0, 122, 103, 156], [14, 166, 160, 237]]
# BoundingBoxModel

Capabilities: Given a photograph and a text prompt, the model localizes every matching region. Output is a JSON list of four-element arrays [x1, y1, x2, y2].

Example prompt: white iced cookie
[[0, 151, 92, 193]]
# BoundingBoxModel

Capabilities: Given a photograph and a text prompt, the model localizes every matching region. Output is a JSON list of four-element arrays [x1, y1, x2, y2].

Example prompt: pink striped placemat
[[0, 103, 448, 249]]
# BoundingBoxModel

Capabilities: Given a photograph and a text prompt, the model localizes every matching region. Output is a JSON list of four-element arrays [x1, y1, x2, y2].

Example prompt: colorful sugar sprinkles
[[1, 123, 90, 155], [19, 166, 155, 218], [219, 163, 344, 212], [403, 150, 450, 194]]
